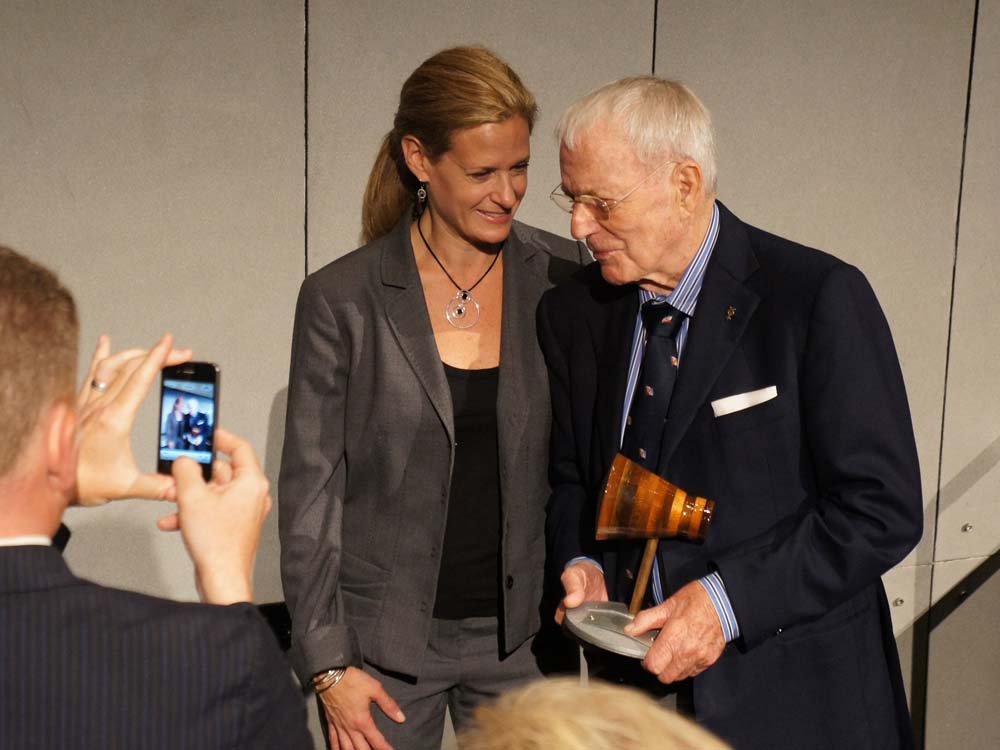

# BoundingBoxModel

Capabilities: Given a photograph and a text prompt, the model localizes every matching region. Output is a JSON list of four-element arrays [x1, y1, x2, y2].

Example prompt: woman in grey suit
[[161, 396, 185, 450], [279, 46, 586, 750]]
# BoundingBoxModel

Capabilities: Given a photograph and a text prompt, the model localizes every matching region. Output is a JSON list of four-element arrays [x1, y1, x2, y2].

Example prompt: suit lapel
[[380, 219, 454, 443], [658, 206, 761, 470], [495, 227, 541, 473]]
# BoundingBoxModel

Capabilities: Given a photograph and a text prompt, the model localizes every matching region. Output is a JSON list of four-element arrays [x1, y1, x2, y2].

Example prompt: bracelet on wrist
[[312, 667, 347, 694]]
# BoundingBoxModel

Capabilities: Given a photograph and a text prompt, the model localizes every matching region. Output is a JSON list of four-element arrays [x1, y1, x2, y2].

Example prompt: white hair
[[557, 76, 718, 194]]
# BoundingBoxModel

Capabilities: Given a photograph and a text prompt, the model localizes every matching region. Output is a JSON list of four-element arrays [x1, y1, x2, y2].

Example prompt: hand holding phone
[[157, 427, 272, 605], [76, 334, 192, 505], [158, 362, 220, 480]]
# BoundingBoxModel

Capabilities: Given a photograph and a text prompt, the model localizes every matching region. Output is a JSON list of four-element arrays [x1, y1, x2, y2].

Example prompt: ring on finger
[[91, 379, 110, 393]]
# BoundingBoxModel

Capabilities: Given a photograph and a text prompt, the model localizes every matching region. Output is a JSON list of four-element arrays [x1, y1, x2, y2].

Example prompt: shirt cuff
[[699, 571, 740, 643], [566, 556, 604, 574]]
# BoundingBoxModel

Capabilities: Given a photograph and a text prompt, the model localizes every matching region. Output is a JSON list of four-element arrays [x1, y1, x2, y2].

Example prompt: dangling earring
[[413, 182, 428, 219]]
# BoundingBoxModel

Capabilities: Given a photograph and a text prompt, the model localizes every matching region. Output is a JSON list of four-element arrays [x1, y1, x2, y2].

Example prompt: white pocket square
[[711, 386, 778, 418]]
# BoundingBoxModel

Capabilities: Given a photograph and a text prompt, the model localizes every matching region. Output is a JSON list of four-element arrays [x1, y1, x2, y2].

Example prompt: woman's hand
[[319, 667, 405, 750]]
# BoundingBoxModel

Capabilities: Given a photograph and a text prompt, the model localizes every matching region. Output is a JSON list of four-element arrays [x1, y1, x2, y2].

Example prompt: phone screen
[[158, 362, 219, 479]]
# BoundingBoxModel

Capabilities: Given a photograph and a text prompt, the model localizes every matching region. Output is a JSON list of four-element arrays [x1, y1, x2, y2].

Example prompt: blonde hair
[[457, 678, 730, 750], [557, 76, 718, 194], [0, 246, 79, 476], [361, 45, 537, 243]]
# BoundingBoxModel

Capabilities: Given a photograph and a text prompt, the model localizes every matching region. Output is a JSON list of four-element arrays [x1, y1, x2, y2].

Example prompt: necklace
[[417, 218, 501, 330]]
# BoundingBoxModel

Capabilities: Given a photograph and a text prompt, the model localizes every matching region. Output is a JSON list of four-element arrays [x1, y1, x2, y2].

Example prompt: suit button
[[506, 575, 514, 590]]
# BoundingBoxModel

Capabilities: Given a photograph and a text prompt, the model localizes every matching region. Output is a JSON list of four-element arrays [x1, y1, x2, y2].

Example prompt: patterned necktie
[[621, 299, 686, 473]]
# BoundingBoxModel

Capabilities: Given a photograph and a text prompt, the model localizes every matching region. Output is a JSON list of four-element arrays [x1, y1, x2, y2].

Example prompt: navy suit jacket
[[537, 203, 922, 750], [184, 410, 211, 450], [0, 545, 311, 750]]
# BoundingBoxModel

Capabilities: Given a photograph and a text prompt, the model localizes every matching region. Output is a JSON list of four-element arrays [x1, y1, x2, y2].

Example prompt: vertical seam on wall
[[915, 1, 980, 746], [932, 0, 979, 579], [303, 0, 310, 278], [651, 0, 659, 74]]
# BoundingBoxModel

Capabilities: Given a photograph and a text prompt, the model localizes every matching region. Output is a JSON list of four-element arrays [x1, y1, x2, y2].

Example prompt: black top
[[433, 363, 502, 619]]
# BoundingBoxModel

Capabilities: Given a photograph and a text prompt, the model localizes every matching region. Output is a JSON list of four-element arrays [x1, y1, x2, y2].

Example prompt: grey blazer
[[279, 216, 586, 681]]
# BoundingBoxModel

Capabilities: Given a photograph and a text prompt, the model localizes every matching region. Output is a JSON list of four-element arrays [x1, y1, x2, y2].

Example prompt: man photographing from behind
[[0, 245, 311, 749]]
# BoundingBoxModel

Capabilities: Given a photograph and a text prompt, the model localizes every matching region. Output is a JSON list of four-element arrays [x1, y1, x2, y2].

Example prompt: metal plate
[[564, 601, 659, 659]]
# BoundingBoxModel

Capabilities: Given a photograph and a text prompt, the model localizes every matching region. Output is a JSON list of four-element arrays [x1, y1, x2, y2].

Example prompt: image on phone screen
[[158, 379, 216, 469]]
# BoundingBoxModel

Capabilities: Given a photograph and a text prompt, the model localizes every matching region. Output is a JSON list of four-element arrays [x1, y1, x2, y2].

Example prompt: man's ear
[[400, 134, 432, 184], [43, 396, 78, 494], [674, 160, 704, 211]]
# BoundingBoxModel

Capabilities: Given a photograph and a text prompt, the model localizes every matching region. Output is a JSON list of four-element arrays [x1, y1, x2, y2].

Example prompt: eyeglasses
[[549, 159, 677, 219]]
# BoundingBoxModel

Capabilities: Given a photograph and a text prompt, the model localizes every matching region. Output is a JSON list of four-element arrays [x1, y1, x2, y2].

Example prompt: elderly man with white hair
[[538, 76, 922, 750]]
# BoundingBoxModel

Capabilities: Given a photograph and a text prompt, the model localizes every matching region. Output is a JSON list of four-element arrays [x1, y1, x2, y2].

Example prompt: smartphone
[[157, 362, 220, 480]]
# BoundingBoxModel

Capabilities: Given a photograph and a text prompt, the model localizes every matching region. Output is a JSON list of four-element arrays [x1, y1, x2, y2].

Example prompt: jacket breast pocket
[[713, 389, 791, 438]]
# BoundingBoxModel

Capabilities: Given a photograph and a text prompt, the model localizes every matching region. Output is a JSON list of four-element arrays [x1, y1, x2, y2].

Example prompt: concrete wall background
[[1, 2, 995, 748]]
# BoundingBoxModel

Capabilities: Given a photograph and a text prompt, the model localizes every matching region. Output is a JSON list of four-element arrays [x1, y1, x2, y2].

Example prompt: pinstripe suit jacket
[[0, 545, 311, 750]]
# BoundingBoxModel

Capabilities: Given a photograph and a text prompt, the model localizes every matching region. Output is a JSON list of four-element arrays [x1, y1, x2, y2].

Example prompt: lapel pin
[[726, 306, 736, 321]]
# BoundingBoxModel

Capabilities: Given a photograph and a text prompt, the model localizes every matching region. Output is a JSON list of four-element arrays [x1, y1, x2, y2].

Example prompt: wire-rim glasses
[[549, 159, 678, 219]]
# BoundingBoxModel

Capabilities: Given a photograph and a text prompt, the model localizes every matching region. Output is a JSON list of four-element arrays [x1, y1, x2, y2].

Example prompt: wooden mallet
[[597, 453, 715, 616]]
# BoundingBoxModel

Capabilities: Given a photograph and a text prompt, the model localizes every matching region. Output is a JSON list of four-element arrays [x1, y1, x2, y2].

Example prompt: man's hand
[[556, 560, 608, 624], [75, 334, 191, 505], [159, 428, 270, 605], [625, 580, 726, 683], [319, 667, 405, 750]]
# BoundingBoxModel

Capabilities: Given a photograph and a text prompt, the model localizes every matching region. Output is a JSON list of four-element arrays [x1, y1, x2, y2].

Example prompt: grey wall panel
[[884, 564, 932, 636], [655, 1, 975, 570], [927, 6, 1000, 744], [883, 563, 932, 703], [307, 0, 654, 273], [937, 0, 1000, 564], [926, 556, 1000, 749], [929, 554, 981, 602], [0, 1, 304, 602]]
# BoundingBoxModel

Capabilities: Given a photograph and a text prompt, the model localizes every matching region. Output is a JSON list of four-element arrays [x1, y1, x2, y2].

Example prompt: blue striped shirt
[[620, 203, 739, 642]]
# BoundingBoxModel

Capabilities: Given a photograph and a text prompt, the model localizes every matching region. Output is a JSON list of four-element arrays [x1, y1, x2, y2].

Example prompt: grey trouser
[[368, 616, 542, 750]]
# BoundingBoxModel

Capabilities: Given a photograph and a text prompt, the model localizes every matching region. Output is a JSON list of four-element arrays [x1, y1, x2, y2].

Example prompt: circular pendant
[[445, 290, 480, 329]]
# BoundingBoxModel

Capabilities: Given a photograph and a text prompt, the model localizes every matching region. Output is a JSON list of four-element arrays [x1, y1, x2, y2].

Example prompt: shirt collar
[[638, 201, 720, 316], [0, 535, 53, 548]]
